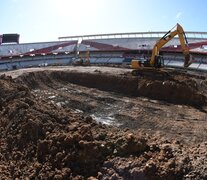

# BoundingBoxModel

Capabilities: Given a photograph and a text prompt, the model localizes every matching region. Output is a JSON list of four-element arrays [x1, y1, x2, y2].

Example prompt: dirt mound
[[0, 74, 206, 179], [17, 70, 206, 106], [138, 78, 204, 106]]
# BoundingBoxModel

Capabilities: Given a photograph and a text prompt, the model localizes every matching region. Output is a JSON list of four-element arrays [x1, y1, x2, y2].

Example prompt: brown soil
[[0, 66, 207, 179]]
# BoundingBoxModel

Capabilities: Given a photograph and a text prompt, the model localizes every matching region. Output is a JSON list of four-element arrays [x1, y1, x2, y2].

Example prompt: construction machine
[[72, 50, 90, 66], [131, 23, 193, 76]]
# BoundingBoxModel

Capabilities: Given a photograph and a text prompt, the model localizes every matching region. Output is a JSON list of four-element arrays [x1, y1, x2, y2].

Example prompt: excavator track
[[131, 68, 170, 79]]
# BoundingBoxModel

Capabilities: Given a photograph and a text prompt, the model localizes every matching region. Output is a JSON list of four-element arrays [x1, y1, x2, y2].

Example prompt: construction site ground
[[0, 65, 207, 179]]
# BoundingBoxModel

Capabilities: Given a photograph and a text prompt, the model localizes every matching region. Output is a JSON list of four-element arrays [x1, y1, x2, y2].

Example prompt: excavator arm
[[150, 23, 192, 68]]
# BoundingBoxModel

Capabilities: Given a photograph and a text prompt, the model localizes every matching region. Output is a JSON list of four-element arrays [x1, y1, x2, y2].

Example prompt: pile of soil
[[0, 72, 207, 179]]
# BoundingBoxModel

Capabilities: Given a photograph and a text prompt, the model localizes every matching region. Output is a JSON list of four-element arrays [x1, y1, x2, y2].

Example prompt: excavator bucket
[[184, 54, 193, 67]]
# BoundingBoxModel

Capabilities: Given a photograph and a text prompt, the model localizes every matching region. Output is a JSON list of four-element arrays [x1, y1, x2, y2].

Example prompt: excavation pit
[[14, 67, 207, 143]]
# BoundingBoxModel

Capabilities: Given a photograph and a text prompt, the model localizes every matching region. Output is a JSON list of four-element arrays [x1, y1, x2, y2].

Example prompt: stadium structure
[[0, 31, 207, 71]]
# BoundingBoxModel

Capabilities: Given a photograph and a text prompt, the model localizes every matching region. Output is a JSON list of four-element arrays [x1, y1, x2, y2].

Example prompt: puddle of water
[[48, 95, 56, 99], [142, 98, 149, 102], [149, 99, 159, 104], [123, 99, 130, 103], [55, 101, 70, 107], [90, 114, 123, 127], [74, 109, 83, 113], [91, 114, 114, 125], [56, 102, 62, 107], [59, 87, 68, 91], [59, 88, 83, 94]]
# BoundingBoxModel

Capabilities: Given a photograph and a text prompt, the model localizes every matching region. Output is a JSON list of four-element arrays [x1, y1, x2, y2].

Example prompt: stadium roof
[[59, 31, 207, 41]]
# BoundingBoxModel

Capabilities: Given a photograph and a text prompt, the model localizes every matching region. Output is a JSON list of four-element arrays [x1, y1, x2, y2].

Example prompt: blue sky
[[1, 0, 206, 43]]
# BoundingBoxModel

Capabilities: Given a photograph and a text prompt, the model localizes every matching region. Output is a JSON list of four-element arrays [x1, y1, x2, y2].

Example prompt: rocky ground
[[0, 66, 207, 179]]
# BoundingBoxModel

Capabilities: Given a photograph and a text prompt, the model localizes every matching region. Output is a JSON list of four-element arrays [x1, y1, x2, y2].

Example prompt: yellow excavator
[[72, 50, 90, 66], [131, 23, 193, 75]]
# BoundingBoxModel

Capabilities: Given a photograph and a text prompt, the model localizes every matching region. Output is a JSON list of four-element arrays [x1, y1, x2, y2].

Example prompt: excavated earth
[[0, 66, 207, 179]]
